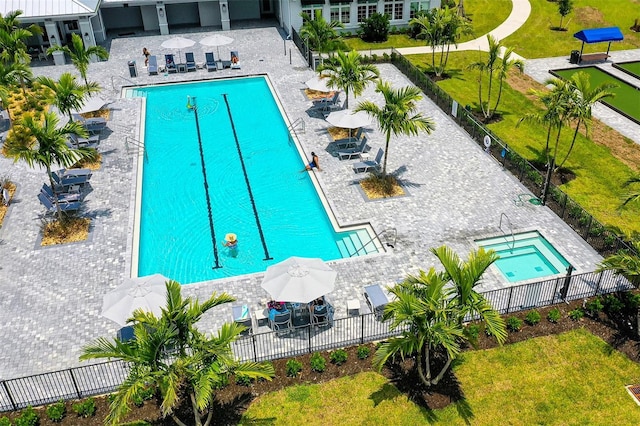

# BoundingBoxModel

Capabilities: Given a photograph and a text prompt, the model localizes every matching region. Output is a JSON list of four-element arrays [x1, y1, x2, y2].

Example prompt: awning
[[573, 27, 624, 44]]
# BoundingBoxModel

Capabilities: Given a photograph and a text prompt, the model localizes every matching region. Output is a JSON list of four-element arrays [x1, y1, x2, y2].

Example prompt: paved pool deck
[[0, 25, 604, 380]]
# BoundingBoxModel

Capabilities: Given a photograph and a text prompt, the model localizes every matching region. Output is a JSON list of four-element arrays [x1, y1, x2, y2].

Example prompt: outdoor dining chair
[[270, 310, 293, 334]]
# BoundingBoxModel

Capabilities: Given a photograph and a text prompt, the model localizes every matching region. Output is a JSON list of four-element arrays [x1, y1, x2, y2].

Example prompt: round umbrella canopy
[[325, 109, 371, 129], [199, 34, 234, 58], [160, 36, 195, 63], [305, 75, 332, 93], [260, 257, 337, 304], [101, 274, 168, 326], [71, 96, 110, 115]]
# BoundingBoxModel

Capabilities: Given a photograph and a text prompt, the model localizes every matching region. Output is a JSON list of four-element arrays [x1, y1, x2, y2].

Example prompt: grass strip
[[241, 330, 640, 425]]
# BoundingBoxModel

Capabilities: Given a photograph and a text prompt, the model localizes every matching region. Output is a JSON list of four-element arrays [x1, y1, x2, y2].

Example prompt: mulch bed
[[5, 296, 640, 425]]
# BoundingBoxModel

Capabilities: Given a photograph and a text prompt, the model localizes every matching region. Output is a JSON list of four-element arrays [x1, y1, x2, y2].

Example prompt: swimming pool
[[126, 76, 378, 284], [475, 231, 571, 282]]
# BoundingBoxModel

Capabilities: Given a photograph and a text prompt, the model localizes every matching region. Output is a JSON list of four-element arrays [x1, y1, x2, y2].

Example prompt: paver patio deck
[[0, 25, 603, 380]]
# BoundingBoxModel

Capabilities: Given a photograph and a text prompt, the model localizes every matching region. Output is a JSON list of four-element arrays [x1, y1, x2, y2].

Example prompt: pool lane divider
[[189, 96, 222, 269], [222, 94, 273, 261]]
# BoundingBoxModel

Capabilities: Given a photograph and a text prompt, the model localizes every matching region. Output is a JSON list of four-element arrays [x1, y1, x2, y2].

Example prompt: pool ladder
[[124, 136, 148, 162], [499, 213, 515, 252]]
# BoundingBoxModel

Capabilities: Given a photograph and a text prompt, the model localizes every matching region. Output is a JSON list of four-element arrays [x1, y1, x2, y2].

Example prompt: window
[[357, 3, 377, 23], [409, 0, 431, 19], [384, 0, 403, 20], [330, 4, 350, 24], [302, 6, 324, 23]]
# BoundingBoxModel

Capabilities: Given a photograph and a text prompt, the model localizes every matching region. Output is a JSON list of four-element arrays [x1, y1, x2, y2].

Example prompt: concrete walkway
[[397, 0, 532, 57]]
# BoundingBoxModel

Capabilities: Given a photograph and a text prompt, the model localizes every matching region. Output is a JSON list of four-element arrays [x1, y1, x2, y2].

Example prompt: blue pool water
[[475, 231, 571, 282], [127, 77, 376, 284]]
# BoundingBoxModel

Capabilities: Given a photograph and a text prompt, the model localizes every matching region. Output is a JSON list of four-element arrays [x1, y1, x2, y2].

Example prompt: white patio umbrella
[[160, 36, 195, 63], [325, 109, 371, 129], [305, 75, 332, 93], [199, 34, 234, 59], [260, 257, 337, 304], [71, 96, 111, 115], [101, 274, 168, 326]]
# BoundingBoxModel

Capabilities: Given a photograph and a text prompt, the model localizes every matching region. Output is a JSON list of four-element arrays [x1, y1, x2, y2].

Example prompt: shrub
[[310, 352, 326, 373], [360, 12, 390, 42], [569, 308, 584, 321], [507, 317, 522, 332], [357, 345, 371, 359], [213, 376, 229, 390], [329, 349, 348, 366], [72, 397, 96, 418], [603, 294, 624, 315], [236, 375, 252, 387], [584, 298, 604, 317], [14, 406, 38, 426], [465, 324, 480, 341], [0, 416, 10, 426], [46, 400, 66, 422], [547, 308, 561, 323], [525, 311, 541, 326], [286, 359, 303, 377]]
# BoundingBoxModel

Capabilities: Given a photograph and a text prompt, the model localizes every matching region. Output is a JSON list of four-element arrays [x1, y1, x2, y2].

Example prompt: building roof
[[573, 27, 624, 44], [0, 0, 100, 20]]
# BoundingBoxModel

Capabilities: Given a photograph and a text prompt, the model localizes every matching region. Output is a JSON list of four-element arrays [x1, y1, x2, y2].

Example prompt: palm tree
[[81, 281, 275, 426], [299, 10, 344, 55], [468, 36, 523, 121], [373, 246, 506, 387], [6, 112, 96, 221], [355, 80, 435, 177], [556, 71, 616, 168], [47, 33, 109, 86], [317, 50, 379, 109], [410, 6, 472, 77], [621, 174, 640, 208], [36, 73, 100, 123], [0, 10, 42, 64]]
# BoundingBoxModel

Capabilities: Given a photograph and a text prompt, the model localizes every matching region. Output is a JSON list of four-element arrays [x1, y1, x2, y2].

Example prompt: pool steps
[[335, 229, 378, 258]]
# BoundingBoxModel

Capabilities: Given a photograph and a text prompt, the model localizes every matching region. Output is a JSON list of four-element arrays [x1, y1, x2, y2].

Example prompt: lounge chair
[[55, 168, 93, 179], [165, 54, 177, 73], [148, 55, 158, 75], [312, 91, 340, 108], [68, 133, 99, 149], [337, 136, 369, 160], [50, 169, 92, 190], [230, 51, 240, 69], [232, 304, 252, 336], [333, 128, 364, 150], [37, 192, 82, 213], [184, 52, 197, 72], [353, 148, 384, 173], [204, 52, 217, 71], [364, 284, 390, 320], [72, 114, 107, 135], [40, 183, 83, 203]]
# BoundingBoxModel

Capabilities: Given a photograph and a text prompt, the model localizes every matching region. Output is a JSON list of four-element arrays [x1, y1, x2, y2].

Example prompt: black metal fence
[[389, 49, 636, 258], [0, 269, 632, 412]]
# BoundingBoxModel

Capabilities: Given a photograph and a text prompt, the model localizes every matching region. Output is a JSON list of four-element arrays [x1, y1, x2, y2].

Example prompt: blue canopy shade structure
[[573, 27, 624, 44], [573, 27, 624, 61]]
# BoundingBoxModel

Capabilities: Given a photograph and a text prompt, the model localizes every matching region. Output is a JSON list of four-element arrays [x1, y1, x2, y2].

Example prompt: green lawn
[[241, 330, 640, 425], [408, 50, 640, 233], [553, 66, 640, 122], [502, 0, 640, 59], [342, 0, 512, 51], [615, 61, 640, 80]]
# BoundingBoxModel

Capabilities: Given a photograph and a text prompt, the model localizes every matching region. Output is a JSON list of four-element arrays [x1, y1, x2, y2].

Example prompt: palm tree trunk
[[556, 119, 582, 169], [477, 71, 484, 117], [485, 68, 495, 120], [417, 345, 431, 386], [46, 166, 64, 222], [189, 392, 202, 426], [203, 406, 214, 426], [552, 125, 563, 171], [431, 353, 453, 385], [493, 77, 506, 117], [544, 125, 553, 164], [345, 88, 349, 109], [382, 131, 391, 177], [171, 413, 189, 426]]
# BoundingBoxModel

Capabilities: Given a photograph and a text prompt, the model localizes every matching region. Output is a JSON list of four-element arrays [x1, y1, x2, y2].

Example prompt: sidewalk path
[[367, 0, 531, 59]]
